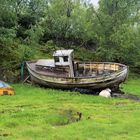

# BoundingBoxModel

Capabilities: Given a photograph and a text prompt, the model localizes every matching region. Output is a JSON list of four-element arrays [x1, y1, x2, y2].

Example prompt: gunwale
[[26, 61, 127, 79]]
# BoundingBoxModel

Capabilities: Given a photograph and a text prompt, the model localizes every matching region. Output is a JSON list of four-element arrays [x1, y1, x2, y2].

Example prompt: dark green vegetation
[[0, 0, 140, 81], [0, 78, 140, 140]]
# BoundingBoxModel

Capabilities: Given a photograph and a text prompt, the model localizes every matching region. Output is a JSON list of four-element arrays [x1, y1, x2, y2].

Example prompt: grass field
[[0, 78, 140, 140], [122, 77, 140, 97]]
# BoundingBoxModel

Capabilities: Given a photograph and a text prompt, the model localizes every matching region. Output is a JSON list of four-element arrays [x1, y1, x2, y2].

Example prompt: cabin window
[[63, 56, 68, 62], [54, 56, 59, 62]]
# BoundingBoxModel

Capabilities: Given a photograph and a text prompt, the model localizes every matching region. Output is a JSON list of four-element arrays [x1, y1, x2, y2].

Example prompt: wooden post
[[90, 62, 92, 74], [84, 63, 86, 75]]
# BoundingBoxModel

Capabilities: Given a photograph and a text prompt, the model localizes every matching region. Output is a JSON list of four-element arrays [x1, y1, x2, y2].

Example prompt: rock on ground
[[99, 88, 111, 98]]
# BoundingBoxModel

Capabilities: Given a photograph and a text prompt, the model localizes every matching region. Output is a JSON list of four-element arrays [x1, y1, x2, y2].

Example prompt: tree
[[94, 0, 140, 65]]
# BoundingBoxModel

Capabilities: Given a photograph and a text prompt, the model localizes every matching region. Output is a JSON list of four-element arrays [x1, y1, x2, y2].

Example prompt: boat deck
[[30, 63, 69, 77], [29, 62, 123, 78]]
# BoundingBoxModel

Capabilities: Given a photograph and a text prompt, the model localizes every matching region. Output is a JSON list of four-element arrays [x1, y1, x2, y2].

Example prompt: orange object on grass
[[0, 81, 14, 96]]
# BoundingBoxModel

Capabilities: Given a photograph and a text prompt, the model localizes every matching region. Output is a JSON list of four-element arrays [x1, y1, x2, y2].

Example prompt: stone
[[99, 88, 111, 98]]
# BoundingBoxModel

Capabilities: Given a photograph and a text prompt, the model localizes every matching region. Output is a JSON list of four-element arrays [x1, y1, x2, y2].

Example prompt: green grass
[[0, 78, 140, 140], [122, 77, 140, 96]]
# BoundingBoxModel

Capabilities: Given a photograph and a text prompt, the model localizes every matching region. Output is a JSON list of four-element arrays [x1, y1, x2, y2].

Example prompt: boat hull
[[26, 62, 128, 90]]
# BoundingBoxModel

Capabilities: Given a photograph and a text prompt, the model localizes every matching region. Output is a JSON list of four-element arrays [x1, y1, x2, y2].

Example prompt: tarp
[[0, 81, 11, 88]]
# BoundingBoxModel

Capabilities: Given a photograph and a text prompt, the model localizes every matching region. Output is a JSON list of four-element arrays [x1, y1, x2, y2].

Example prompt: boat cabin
[[53, 50, 74, 77]]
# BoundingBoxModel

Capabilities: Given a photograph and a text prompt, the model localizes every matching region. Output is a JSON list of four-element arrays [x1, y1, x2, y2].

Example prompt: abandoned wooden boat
[[26, 50, 128, 90]]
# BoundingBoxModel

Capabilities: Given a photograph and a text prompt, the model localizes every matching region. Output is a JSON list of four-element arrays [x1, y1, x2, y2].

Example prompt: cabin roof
[[36, 59, 55, 67], [53, 49, 73, 57]]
